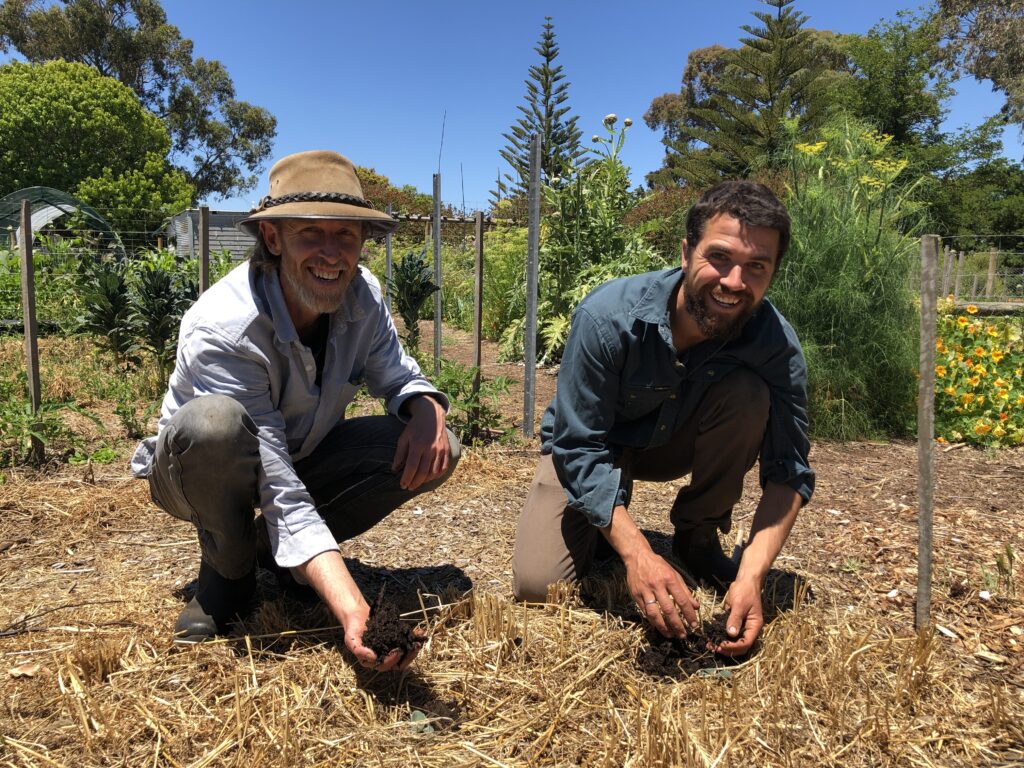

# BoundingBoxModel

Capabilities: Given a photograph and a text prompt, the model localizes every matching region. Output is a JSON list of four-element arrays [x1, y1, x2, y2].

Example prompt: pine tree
[[494, 17, 582, 206], [660, 0, 827, 188]]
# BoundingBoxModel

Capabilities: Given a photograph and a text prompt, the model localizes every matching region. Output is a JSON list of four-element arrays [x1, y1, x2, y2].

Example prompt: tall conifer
[[494, 17, 582, 205]]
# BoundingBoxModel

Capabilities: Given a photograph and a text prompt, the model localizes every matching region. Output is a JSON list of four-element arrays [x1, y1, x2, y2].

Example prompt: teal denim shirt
[[539, 267, 814, 528]]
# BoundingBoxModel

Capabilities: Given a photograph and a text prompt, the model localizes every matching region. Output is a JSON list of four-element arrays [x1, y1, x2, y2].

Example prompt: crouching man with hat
[[131, 151, 459, 670]]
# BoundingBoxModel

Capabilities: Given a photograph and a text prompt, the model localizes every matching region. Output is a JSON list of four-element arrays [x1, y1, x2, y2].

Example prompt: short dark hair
[[685, 181, 790, 265]]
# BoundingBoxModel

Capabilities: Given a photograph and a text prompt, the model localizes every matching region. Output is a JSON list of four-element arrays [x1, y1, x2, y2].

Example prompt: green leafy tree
[[0, 60, 192, 230], [937, 0, 1024, 127], [0, 0, 276, 200], [494, 16, 583, 208], [646, 0, 827, 188]]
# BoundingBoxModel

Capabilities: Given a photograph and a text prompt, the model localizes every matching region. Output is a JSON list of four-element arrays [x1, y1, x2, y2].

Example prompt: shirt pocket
[[619, 384, 673, 420]]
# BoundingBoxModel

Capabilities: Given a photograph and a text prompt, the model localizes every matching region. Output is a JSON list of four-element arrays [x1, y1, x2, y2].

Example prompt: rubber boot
[[254, 515, 319, 604], [672, 524, 739, 591], [173, 560, 257, 644]]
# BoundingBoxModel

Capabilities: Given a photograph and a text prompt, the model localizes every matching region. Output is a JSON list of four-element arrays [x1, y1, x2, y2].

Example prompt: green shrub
[[431, 358, 513, 444], [772, 117, 924, 439]]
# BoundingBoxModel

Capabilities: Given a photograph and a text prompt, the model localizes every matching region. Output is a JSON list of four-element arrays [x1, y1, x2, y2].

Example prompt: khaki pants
[[512, 368, 769, 601]]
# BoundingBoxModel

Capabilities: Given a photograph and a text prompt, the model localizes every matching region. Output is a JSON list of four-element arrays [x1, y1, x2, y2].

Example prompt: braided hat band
[[256, 191, 375, 212]]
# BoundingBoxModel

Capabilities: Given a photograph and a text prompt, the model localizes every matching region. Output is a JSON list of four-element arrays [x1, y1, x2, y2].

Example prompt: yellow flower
[[936, 365, 947, 378], [962, 392, 976, 404], [993, 425, 1007, 438], [967, 305, 979, 314], [1016, 368, 1023, 378], [957, 316, 968, 327], [968, 376, 980, 387], [1017, 395, 1024, 406], [973, 364, 987, 376], [977, 395, 987, 405], [987, 325, 998, 337], [994, 378, 1009, 389], [974, 347, 987, 357], [944, 385, 956, 397], [975, 422, 992, 435], [936, 338, 946, 353], [795, 141, 827, 156], [999, 389, 1010, 400], [992, 349, 1005, 363]]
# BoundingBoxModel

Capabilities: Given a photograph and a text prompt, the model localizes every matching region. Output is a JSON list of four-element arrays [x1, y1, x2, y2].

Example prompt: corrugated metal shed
[[167, 210, 255, 262]]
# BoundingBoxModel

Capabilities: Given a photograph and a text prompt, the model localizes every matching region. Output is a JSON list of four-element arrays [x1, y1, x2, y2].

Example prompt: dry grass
[[1, 442, 1022, 767]]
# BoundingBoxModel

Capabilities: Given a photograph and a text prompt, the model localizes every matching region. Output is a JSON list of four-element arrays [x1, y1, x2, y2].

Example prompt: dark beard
[[683, 278, 754, 343]]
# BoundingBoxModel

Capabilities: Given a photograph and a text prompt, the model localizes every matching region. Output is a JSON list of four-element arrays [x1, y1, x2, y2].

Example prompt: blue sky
[[12, 1, 1021, 211]]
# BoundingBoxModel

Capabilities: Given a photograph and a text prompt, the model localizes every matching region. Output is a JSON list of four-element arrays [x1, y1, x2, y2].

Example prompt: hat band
[[257, 191, 375, 211]]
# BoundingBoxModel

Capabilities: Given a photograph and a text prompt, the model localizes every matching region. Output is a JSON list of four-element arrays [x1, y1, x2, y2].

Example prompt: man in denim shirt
[[132, 151, 459, 669], [512, 181, 813, 656]]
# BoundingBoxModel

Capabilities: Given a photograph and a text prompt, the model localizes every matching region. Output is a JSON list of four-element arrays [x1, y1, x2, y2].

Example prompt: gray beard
[[280, 259, 347, 316]]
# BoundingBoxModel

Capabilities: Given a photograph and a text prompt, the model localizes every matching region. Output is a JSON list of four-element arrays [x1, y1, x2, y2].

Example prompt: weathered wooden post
[[19, 201, 43, 464], [953, 250, 965, 301], [470, 210, 485, 441], [524, 134, 542, 439], [384, 203, 393, 313], [985, 250, 997, 298], [199, 205, 210, 294], [917, 234, 939, 631], [941, 244, 953, 296], [432, 174, 442, 377]]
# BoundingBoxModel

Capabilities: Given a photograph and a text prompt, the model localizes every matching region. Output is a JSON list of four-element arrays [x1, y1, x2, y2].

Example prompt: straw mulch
[[1, 442, 1022, 767]]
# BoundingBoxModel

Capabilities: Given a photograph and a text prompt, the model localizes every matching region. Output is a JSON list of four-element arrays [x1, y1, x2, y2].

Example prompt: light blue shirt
[[132, 261, 447, 567]]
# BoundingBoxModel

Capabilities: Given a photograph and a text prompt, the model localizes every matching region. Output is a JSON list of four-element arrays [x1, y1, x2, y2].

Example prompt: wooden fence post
[[199, 205, 210, 294], [523, 134, 541, 439], [432, 174, 442, 378], [19, 200, 43, 464], [953, 250, 964, 301], [471, 211, 484, 441], [917, 234, 939, 631], [985, 250, 997, 298], [384, 203, 393, 313], [941, 245, 953, 296]]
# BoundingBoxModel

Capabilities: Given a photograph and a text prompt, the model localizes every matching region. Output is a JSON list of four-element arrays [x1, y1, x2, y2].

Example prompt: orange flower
[[991, 349, 1004, 363], [957, 316, 968, 327], [968, 376, 980, 387], [936, 365, 947, 378], [994, 378, 1009, 389], [1000, 411, 1009, 421], [936, 436, 948, 444], [962, 392, 976, 404], [944, 385, 956, 397], [975, 422, 992, 435], [967, 305, 979, 314], [974, 347, 987, 357]]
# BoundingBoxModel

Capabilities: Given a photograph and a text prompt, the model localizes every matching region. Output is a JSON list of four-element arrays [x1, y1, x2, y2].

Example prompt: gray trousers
[[148, 394, 461, 579], [512, 367, 769, 601]]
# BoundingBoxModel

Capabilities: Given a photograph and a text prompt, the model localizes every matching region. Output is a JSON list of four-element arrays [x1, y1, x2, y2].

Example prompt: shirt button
[[669, 394, 676, 400]]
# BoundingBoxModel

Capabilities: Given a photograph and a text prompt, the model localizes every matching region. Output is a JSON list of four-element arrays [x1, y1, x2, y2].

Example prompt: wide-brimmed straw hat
[[238, 150, 397, 238]]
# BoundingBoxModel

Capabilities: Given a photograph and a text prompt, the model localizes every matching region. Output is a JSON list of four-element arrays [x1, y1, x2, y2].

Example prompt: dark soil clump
[[361, 586, 420, 661]]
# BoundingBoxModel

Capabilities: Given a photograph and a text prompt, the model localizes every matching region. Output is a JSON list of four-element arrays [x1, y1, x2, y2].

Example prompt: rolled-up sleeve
[[549, 308, 628, 528], [757, 324, 815, 503], [183, 328, 340, 568]]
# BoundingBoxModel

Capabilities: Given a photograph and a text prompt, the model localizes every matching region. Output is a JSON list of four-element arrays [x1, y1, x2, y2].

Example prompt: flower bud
[[624, 118, 633, 127], [592, 135, 600, 142], [603, 113, 617, 126]]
